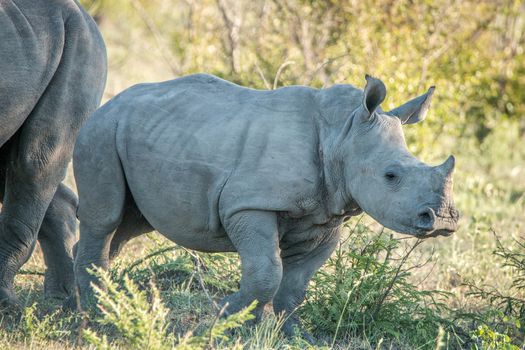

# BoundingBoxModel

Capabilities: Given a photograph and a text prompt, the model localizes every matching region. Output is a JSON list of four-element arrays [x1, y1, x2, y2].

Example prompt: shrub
[[303, 220, 461, 349]]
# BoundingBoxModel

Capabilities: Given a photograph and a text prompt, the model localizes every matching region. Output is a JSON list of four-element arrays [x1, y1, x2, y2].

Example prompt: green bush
[[303, 221, 461, 348]]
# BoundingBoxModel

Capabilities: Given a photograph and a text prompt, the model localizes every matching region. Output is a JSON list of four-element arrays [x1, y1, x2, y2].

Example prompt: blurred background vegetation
[[80, 0, 525, 143], [5, 0, 524, 349]]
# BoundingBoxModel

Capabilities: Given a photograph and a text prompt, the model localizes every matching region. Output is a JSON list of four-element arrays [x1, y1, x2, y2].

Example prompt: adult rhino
[[74, 74, 458, 339], [0, 0, 107, 307]]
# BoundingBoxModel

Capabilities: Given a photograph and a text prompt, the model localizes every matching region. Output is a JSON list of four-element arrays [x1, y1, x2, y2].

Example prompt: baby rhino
[[73, 74, 459, 340]]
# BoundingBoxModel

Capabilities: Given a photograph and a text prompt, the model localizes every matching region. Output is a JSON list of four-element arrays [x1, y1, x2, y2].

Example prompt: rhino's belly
[[131, 184, 237, 253], [121, 152, 236, 253], [160, 227, 236, 253]]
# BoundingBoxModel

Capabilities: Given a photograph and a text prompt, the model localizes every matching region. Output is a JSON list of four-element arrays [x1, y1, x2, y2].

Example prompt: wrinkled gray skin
[[0, 0, 107, 307], [74, 73, 458, 340]]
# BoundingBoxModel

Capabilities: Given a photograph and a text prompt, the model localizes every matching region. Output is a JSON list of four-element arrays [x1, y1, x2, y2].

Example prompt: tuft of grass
[[113, 235, 240, 296], [0, 302, 80, 349], [469, 323, 521, 350], [21, 304, 73, 342], [82, 267, 256, 350], [82, 269, 175, 349]]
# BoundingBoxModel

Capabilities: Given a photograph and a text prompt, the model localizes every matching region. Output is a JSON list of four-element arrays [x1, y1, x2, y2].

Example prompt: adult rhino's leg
[[0, 145, 77, 302], [37, 184, 78, 300], [0, 179, 78, 301], [273, 228, 340, 341], [108, 197, 153, 261], [222, 210, 283, 322], [0, 133, 68, 307], [73, 117, 126, 310], [0, 10, 106, 307]]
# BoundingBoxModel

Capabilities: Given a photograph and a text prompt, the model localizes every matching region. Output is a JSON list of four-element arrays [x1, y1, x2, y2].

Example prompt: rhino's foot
[[62, 291, 80, 312], [281, 318, 315, 344], [43, 269, 74, 301], [0, 286, 21, 314], [44, 286, 70, 301], [219, 292, 260, 326]]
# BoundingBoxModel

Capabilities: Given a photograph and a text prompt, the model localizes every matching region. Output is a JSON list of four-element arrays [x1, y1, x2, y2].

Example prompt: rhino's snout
[[415, 206, 459, 238], [414, 154, 459, 238]]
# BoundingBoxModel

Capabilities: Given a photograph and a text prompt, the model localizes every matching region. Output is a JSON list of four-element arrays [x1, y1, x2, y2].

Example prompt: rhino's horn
[[388, 86, 435, 125], [438, 155, 455, 179]]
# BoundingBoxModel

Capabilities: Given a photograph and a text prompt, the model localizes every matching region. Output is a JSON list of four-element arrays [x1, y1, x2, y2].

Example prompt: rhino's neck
[[320, 142, 362, 218], [315, 108, 362, 218]]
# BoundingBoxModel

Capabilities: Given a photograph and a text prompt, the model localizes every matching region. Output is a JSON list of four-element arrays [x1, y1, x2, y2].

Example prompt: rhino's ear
[[362, 74, 386, 117], [388, 86, 435, 124]]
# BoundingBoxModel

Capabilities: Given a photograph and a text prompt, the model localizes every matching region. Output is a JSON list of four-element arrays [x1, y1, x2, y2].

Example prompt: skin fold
[[73, 73, 458, 340], [0, 0, 107, 307]]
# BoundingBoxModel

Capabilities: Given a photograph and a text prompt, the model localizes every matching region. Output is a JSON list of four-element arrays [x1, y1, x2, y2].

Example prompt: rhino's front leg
[[222, 210, 283, 321], [273, 227, 340, 341]]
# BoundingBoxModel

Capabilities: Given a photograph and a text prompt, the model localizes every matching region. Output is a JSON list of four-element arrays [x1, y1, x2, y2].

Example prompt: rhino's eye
[[385, 172, 397, 181]]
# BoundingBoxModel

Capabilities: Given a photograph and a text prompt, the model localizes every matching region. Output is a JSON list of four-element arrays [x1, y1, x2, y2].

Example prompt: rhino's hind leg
[[38, 184, 78, 300], [0, 138, 67, 309], [73, 120, 127, 309], [0, 58, 97, 307], [0, 149, 77, 303], [74, 148, 153, 308], [0, 6, 105, 309], [221, 210, 283, 321]]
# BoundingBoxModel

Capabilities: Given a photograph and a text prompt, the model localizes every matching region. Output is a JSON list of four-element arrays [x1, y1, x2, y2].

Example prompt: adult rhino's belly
[[120, 151, 237, 253]]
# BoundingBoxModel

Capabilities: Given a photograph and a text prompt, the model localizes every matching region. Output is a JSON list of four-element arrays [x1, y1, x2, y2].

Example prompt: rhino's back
[[107, 74, 326, 237], [0, 0, 102, 146], [0, 0, 69, 81]]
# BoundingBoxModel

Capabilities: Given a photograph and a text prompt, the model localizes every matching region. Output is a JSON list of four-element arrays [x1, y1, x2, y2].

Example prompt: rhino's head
[[340, 75, 459, 238]]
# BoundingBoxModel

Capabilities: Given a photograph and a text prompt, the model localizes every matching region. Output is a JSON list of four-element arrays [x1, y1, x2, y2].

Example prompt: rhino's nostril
[[419, 212, 431, 223], [417, 208, 435, 230]]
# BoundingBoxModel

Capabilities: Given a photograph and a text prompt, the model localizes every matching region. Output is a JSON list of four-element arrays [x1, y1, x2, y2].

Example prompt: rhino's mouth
[[372, 208, 459, 239], [414, 216, 458, 238], [387, 220, 457, 239], [416, 228, 454, 239]]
